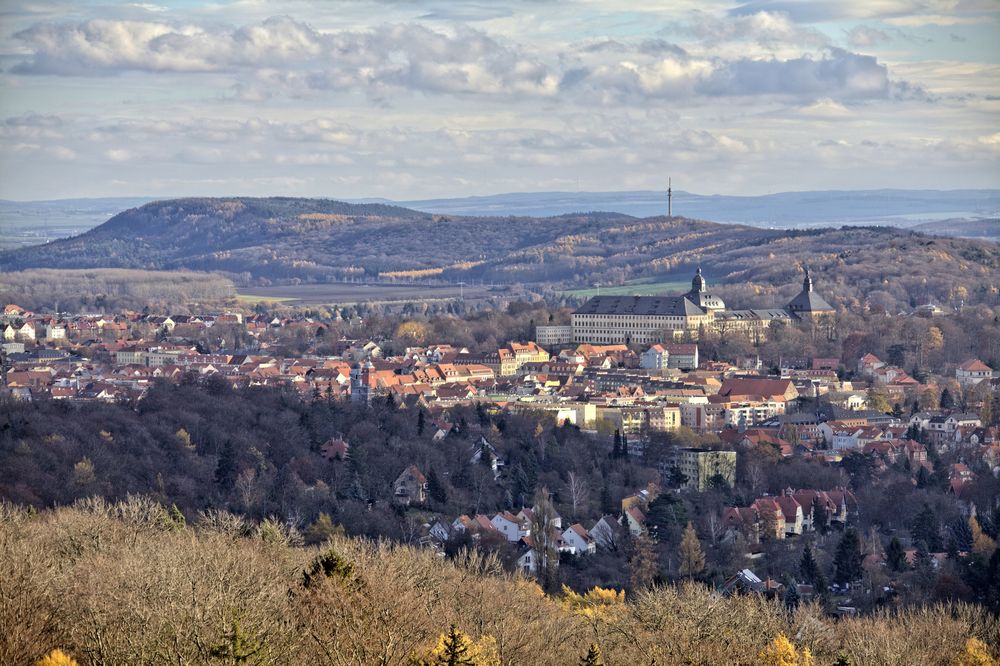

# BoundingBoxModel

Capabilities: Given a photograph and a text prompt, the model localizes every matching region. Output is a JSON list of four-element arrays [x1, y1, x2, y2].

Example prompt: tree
[[629, 533, 659, 591], [426, 468, 448, 506], [940, 387, 955, 410], [36, 650, 79, 666], [886, 537, 908, 572], [799, 544, 827, 594], [911, 503, 943, 552], [954, 638, 994, 666], [621, 432, 629, 458], [565, 472, 588, 520], [417, 625, 475, 666], [611, 429, 622, 459], [759, 634, 813, 666], [866, 387, 891, 414], [971, 514, 998, 559], [677, 522, 705, 578], [783, 579, 800, 611], [417, 410, 426, 436], [303, 512, 338, 546], [529, 487, 560, 591], [579, 644, 604, 666], [645, 494, 687, 544], [834, 528, 864, 585], [811, 497, 829, 535]]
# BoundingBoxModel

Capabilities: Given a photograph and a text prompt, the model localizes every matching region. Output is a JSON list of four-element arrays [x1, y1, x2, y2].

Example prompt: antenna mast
[[668, 177, 672, 217]]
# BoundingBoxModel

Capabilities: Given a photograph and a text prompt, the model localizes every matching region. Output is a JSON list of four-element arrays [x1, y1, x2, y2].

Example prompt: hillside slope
[[1, 197, 998, 309]]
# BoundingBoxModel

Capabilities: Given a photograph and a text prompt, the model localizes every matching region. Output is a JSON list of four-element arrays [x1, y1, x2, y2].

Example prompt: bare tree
[[565, 472, 589, 521]]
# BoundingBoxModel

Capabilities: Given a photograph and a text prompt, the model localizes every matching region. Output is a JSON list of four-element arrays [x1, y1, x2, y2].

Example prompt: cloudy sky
[[0, 0, 997, 200]]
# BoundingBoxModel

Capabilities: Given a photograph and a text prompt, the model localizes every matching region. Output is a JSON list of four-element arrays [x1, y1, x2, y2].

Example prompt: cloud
[[11, 17, 558, 97], [846, 25, 891, 48]]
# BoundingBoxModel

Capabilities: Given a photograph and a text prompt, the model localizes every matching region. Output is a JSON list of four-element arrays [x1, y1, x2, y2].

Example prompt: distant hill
[[3, 196, 999, 311], [388, 189, 1000, 227], [912, 218, 999, 241]]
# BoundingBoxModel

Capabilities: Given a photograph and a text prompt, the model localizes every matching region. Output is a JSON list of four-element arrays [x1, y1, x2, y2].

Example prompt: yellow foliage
[[954, 638, 996, 666], [421, 626, 500, 666], [35, 649, 79, 666], [760, 634, 799, 666], [561, 585, 625, 620], [759, 634, 814, 666], [970, 515, 997, 559]]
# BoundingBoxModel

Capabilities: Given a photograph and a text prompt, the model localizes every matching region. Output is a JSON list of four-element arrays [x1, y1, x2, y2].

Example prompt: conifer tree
[[834, 528, 864, 584], [811, 497, 829, 535], [629, 532, 659, 591], [417, 410, 426, 436], [886, 536, 908, 572], [579, 643, 604, 666], [678, 521, 705, 578], [427, 468, 448, 505], [799, 544, 827, 594], [621, 432, 629, 458], [612, 430, 622, 459]]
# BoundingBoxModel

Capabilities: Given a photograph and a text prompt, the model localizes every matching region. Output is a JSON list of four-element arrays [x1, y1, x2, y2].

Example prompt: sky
[[0, 0, 998, 201]]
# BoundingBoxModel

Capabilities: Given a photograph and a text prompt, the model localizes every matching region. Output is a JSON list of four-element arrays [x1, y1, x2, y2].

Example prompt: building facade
[[569, 268, 833, 345]]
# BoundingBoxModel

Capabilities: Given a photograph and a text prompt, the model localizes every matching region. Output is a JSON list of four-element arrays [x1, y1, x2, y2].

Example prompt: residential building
[[672, 447, 737, 491]]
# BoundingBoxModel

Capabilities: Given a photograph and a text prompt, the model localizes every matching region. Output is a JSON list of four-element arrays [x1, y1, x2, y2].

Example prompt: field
[[563, 278, 693, 299], [237, 281, 504, 305]]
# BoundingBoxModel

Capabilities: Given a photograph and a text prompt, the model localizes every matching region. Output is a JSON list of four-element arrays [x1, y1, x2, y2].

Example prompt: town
[[3, 268, 998, 617]]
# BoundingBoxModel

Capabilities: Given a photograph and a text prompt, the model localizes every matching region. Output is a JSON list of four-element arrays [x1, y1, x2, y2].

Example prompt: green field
[[563, 279, 691, 298], [234, 293, 300, 305]]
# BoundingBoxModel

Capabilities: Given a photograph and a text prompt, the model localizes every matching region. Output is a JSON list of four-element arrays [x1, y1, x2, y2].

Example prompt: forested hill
[[2, 197, 998, 309]]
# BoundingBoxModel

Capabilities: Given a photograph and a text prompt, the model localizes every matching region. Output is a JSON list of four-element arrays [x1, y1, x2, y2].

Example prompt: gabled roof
[[959, 359, 992, 372], [573, 295, 705, 317]]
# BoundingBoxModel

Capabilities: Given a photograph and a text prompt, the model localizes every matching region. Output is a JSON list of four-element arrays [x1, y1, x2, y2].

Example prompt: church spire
[[691, 266, 706, 293], [803, 266, 813, 293]]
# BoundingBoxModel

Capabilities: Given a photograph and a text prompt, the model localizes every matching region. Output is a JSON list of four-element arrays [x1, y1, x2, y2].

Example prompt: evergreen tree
[[427, 468, 448, 505], [621, 432, 629, 458], [214, 440, 238, 489], [834, 528, 864, 584], [811, 497, 830, 535], [886, 536, 908, 572], [417, 410, 426, 436], [948, 517, 974, 555], [940, 388, 955, 410], [783, 578, 801, 610], [424, 625, 475, 666], [678, 521, 705, 578], [579, 644, 604, 666], [612, 430, 622, 459], [911, 503, 943, 552], [645, 494, 688, 544], [800, 544, 827, 593], [303, 512, 338, 546]]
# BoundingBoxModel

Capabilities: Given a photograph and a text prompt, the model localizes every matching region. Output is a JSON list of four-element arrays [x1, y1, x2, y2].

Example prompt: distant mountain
[[388, 189, 1000, 227], [912, 218, 999, 241], [3, 196, 998, 311]]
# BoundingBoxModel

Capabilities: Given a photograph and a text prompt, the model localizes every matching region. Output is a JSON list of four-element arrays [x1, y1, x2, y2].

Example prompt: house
[[589, 515, 624, 550], [319, 436, 349, 460], [469, 436, 504, 480], [392, 465, 427, 506], [561, 523, 596, 555], [491, 511, 526, 542], [624, 506, 646, 536], [428, 520, 451, 542], [775, 493, 805, 536], [957, 359, 993, 387]]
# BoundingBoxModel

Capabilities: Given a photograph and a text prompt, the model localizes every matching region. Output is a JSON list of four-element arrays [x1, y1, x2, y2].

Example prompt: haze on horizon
[[0, 0, 998, 202]]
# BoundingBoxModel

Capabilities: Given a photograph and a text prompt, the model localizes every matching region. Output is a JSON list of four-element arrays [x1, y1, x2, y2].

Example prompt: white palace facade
[[539, 268, 834, 346]]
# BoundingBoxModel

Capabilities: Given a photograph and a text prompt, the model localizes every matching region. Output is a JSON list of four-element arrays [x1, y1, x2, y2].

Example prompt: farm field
[[237, 282, 505, 305]]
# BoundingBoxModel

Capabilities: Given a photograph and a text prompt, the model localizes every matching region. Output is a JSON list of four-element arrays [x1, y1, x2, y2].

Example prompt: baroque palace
[[537, 268, 834, 346]]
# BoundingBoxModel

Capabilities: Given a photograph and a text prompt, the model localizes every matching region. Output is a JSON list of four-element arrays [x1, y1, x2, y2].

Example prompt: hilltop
[[1, 196, 998, 310], [3, 499, 997, 665]]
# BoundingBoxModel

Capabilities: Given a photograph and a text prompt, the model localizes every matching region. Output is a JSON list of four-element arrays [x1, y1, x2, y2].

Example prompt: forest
[[0, 268, 235, 313], [1, 197, 998, 315], [2, 498, 998, 666]]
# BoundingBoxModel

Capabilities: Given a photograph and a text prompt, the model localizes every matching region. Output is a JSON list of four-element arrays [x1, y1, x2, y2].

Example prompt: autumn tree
[[629, 533, 659, 592], [579, 643, 604, 666], [677, 522, 705, 578]]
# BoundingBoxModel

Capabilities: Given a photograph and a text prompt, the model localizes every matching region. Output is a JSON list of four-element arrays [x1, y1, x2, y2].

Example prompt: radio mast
[[668, 177, 672, 217]]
